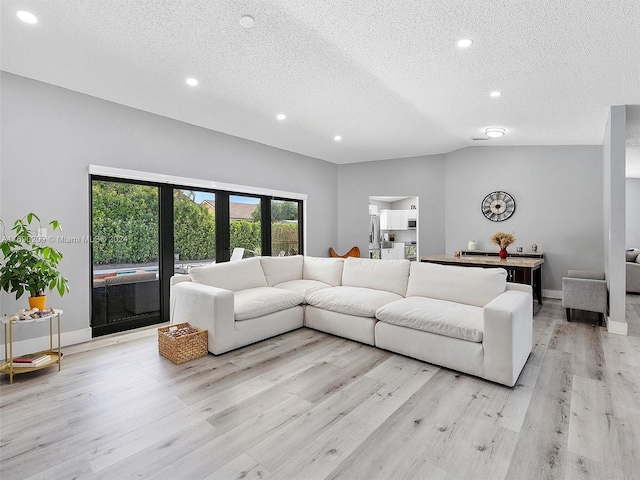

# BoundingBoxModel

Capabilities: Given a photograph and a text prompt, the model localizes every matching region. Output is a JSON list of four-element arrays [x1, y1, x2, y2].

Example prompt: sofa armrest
[[482, 290, 533, 386], [170, 274, 191, 286], [170, 282, 235, 354], [505, 282, 532, 295]]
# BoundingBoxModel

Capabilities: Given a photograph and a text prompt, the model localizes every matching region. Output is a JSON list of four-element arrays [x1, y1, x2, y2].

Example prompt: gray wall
[[1, 71, 618, 342], [338, 156, 447, 258], [445, 146, 604, 292], [0, 72, 339, 341], [338, 146, 605, 293], [627, 180, 640, 248]]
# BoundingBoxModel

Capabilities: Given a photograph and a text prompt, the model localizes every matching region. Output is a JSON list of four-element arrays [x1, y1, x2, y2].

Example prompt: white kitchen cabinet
[[381, 247, 395, 260], [380, 210, 390, 230], [380, 209, 407, 230], [381, 243, 405, 260]]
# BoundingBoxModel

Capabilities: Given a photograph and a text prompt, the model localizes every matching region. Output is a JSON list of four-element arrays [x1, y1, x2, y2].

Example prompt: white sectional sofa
[[170, 255, 533, 386]]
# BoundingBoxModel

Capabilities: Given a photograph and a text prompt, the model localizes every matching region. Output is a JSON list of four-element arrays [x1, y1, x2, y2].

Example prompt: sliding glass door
[[91, 177, 304, 337], [91, 179, 161, 336]]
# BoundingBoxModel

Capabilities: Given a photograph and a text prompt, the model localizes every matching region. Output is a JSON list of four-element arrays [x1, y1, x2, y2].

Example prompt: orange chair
[[329, 246, 360, 258]]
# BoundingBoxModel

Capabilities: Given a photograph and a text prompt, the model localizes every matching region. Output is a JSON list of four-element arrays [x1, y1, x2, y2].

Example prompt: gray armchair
[[626, 249, 640, 293], [562, 270, 607, 326]]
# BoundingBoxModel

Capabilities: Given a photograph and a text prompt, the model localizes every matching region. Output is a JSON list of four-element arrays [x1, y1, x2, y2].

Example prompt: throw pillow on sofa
[[626, 249, 640, 262]]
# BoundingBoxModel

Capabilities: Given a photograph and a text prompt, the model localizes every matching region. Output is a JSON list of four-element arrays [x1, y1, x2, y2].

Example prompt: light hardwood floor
[[1, 296, 639, 479]]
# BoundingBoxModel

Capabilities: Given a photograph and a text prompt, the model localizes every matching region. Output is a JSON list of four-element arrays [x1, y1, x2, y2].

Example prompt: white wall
[[445, 146, 603, 293], [603, 106, 628, 335], [338, 156, 446, 258], [0, 73, 339, 343], [627, 178, 640, 248]]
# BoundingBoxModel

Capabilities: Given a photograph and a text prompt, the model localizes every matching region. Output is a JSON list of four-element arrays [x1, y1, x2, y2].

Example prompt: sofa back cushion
[[189, 257, 267, 292], [260, 255, 303, 286], [342, 257, 410, 296], [303, 256, 344, 286], [406, 262, 506, 307]]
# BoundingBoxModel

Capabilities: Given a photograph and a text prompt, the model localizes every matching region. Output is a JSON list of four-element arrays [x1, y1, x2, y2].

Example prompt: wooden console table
[[420, 253, 544, 305]]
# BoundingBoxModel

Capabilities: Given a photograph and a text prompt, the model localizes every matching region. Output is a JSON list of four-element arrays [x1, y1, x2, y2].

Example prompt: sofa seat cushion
[[234, 287, 304, 321], [274, 279, 332, 300], [306, 286, 402, 317], [376, 296, 484, 343]]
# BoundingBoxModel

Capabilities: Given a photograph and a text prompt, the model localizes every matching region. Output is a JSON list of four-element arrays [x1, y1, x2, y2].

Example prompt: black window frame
[[90, 176, 304, 336]]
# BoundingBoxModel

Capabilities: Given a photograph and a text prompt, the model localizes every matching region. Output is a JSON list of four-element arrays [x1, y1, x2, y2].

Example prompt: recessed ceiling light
[[457, 38, 473, 48], [185, 77, 199, 87], [485, 127, 506, 138], [239, 15, 255, 29], [490, 91, 502, 97], [334, 135, 342, 142], [17, 10, 38, 24], [276, 114, 286, 121]]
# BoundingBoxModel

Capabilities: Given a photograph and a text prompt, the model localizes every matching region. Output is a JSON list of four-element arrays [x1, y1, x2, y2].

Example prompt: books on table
[[10, 354, 51, 367]]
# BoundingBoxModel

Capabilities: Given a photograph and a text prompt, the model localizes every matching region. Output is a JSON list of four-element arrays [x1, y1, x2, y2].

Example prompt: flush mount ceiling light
[[334, 135, 342, 142], [239, 15, 255, 29], [457, 38, 473, 48], [276, 114, 286, 120], [185, 77, 199, 87], [485, 127, 506, 138], [17, 10, 38, 24], [490, 91, 502, 97]]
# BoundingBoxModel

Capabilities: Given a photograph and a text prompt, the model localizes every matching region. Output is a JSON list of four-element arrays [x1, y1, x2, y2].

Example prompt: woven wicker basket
[[158, 323, 208, 364]]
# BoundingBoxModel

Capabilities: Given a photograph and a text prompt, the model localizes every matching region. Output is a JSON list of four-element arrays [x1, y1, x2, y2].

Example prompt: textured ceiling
[[1, 0, 639, 165]]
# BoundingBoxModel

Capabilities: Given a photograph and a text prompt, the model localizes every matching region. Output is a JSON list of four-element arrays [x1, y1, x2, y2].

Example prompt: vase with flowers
[[490, 231, 516, 259]]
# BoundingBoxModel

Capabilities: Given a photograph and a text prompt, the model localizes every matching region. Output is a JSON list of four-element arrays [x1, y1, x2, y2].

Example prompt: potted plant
[[0, 213, 69, 310]]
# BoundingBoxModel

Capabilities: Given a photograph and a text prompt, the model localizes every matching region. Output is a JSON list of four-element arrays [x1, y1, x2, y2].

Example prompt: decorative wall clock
[[481, 191, 516, 222]]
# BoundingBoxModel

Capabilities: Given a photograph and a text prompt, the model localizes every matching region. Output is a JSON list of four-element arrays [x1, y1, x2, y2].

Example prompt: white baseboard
[[1, 328, 92, 358], [606, 318, 628, 336], [542, 289, 562, 299]]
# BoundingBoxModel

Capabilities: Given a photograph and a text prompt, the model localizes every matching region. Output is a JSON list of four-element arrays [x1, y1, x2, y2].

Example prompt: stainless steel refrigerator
[[369, 214, 381, 259]]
